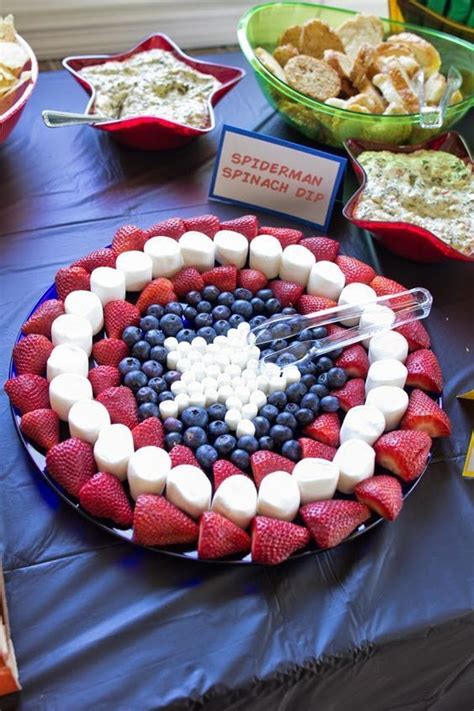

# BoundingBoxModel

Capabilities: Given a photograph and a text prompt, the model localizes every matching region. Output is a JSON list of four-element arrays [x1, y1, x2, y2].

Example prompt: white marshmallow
[[115, 250, 153, 291], [241, 402, 258, 420], [191, 337, 207, 353], [90, 267, 126, 306], [338, 283, 377, 327], [249, 235, 282, 279], [164, 337, 178, 352], [225, 408, 242, 430], [366, 386, 409, 431], [144, 236, 183, 277], [179, 231, 215, 272], [65, 290, 104, 335], [51, 313, 93, 356], [257, 471, 300, 522], [365, 359, 408, 393], [334, 439, 375, 494], [292, 458, 339, 503], [188, 392, 206, 407], [218, 386, 233, 404], [250, 390, 267, 409], [368, 330, 409, 364], [176, 358, 191, 373], [212, 475, 257, 529], [167, 351, 180, 370], [236, 419, 256, 438], [307, 260, 345, 301], [359, 305, 396, 347], [177, 341, 191, 354], [171, 381, 187, 395], [181, 371, 195, 385], [94, 423, 134, 480], [159, 399, 179, 419], [256, 375, 270, 393], [127, 446, 171, 500], [213, 230, 249, 269], [47, 343, 89, 382], [205, 389, 219, 407], [166, 464, 212, 518], [340, 405, 385, 446], [175, 393, 190, 413], [68, 399, 110, 443], [187, 381, 203, 394], [284, 366, 301, 385], [49, 373, 93, 421], [279, 245, 315, 286]]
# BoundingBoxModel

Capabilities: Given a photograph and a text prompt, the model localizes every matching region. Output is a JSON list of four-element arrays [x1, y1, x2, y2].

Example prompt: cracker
[[255, 47, 287, 82], [278, 25, 302, 51], [0, 42, 28, 77], [273, 44, 299, 67], [386, 32, 441, 77], [336, 14, 384, 58], [0, 15, 16, 42], [300, 18, 343, 59], [284, 55, 341, 101]]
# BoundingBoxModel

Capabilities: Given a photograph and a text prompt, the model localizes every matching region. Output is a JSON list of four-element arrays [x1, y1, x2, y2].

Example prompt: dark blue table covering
[[0, 52, 473, 711]]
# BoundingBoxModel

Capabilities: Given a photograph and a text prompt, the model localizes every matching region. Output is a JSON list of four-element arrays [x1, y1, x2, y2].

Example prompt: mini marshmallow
[[242, 402, 258, 420], [49, 373, 93, 421], [218, 385, 233, 404], [205, 389, 219, 407], [340, 405, 385, 446], [144, 236, 183, 277], [284, 366, 301, 385], [166, 464, 212, 518], [250, 390, 267, 409], [334, 439, 375, 494], [115, 250, 153, 291], [257, 471, 300, 522], [159, 399, 179, 419], [94, 423, 134, 480], [365, 359, 408, 393], [359, 305, 395, 347], [171, 380, 187, 395], [279, 245, 316, 286], [191, 337, 207, 353], [236, 387, 250, 404], [175, 393, 190, 412], [212, 475, 257, 529], [188, 392, 206, 407], [249, 235, 282, 279], [51, 313, 93, 356], [90, 267, 126, 306], [256, 375, 270, 393], [338, 283, 377, 327], [127, 446, 171, 499], [292, 458, 339, 503], [47, 344, 89, 382], [187, 381, 203, 394], [226, 395, 243, 411], [226, 364, 241, 378], [164, 337, 178, 352], [177, 341, 191, 354], [307, 260, 345, 301], [68, 399, 110, 444], [65, 290, 104, 335], [236, 419, 256, 438], [202, 377, 218, 390], [181, 371, 195, 385], [179, 231, 215, 272], [225, 408, 242, 430], [213, 230, 249, 269], [167, 352, 180, 370], [368, 330, 409, 364], [176, 358, 191, 373], [366, 385, 409, 431]]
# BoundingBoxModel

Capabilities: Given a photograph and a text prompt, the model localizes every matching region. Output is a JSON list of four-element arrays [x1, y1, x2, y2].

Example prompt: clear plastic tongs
[[249, 287, 433, 370], [414, 66, 462, 129]]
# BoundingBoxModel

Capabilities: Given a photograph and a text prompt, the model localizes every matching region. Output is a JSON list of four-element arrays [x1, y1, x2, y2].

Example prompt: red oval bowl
[[63, 34, 245, 151], [343, 132, 473, 263], [0, 33, 38, 144]]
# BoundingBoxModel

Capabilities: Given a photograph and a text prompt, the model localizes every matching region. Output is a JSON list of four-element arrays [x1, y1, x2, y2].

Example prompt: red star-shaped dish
[[63, 34, 245, 150]]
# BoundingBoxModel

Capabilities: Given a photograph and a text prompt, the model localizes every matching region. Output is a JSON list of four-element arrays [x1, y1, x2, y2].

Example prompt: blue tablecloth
[[0, 52, 473, 711]]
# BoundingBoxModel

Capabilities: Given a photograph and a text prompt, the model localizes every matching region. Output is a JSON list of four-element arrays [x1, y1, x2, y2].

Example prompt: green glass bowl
[[238, 2, 474, 148]]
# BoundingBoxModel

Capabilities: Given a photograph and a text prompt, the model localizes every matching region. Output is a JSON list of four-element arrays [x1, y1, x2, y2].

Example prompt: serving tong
[[414, 65, 463, 129], [249, 288, 432, 371]]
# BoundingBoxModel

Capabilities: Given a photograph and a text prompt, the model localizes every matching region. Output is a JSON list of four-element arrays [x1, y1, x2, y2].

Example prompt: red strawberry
[[299, 438, 337, 460], [326, 323, 347, 337], [88, 365, 121, 396], [92, 338, 129, 367], [335, 345, 369, 378], [405, 349, 443, 393], [303, 412, 340, 447], [198, 512, 251, 559], [183, 214, 220, 237], [55, 266, 90, 300], [132, 418, 165, 449], [169, 444, 200, 468], [237, 269, 267, 293], [370, 275, 406, 297], [332, 378, 365, 412], [213, 460, 247, 490], [300, 499, 370, 549], [297, 295, 337, 315], [251, 516, 310, 564], [112, 224, 145, 254], [72, 248, 116, 272], [4, 374, 50, 414], [136, 278, 176, 314], [96, 386, 139, 429], [13, 334, 53, 376], [259, 226, 302, 248], [143, 217, 186, 240], [104, 300, 140, 339], [22, 299, 65, 338], [270, 280, 304, 307], [374, 429, 432, 481], [20, 408, 60, 450], [219, 215, 259, 240], [299, 236, 339, 261], [202, 266, 237, 292], [172, 267, 204, 297], [133, 494, 198, 546], [395, 321, 430, 351], [250, 451, 294, 487], [335, 255, 375, 285], [46, 437, 96, 496], [354, 475, 403, 521], [400, 389, 451, 437], [79, 472, 133, 527]]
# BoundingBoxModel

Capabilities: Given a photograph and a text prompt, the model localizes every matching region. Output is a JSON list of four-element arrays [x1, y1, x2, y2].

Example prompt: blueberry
[[281, 439, 302, 461], [182, 406, 208, 428], [287, 316, 305, 334], [124, 370, 148, 392], [328, 348, 343, 359], [141, 360, 163, 379], [183, 306, 198, 322], [145, 329, 166, 347], [253, 416, 270, 438], [255, 329, 272, 346], [195, 444, 218, 469], [165, 302, 183, 316], [268, 391, 287, 409], [140, 315, 160, 331], [163, 417, 183, 433], [265, 298, 282, 315], [132, 340, 151, 361], [260, 348, 275, 360], [276, 412, 297, 430], [136, 386, 158, 404], [197, 301, 212, 314], [186, 291, 201, 307], [250, 298, 265, 315], [197, 326, 217, 343], [158, 391, 174, 403], [295, 407, 314, 425], [271, 322, 292, 339], [256, 288, 272, 302], [310, 383, 329, 398], [147, 304, 165, 319], [288, 341, 310, 359], [230, 449, 250, 470], [207, 403, 226, 422], [214, 320, 231, 336], [285, 402, 299, 415], [214, 434, 236, 455], [228, 314, 245, 328], [301, 393, 320, 413], [260, 404, 279, 422], [217, 291, 235, 307], [208, 420, 229, 439], [273, 339, 288, 351], [320, 395, 340, 413], [234, 287, 253, 301], [326, 367, 347, 389], [202, 285, 220, 302], [315, 356, 333, 373], [270, 424, 293, 444], [276, 353, 297, 368], [281, 307, 297, 315], [237, 435, 259, 454], [163, 370, 181, 386], [311, 326, 328, 340], [183, 426, 208, 449], [194, 312, 213, 329], [298, 329, 313, 342], [149, 345, 167, 363], [249, 315, 267, 328], [232, 300, 253, 319], [318, 373, 330, 387], [138, 402, 160, 420], [212, 305, 231, 321], [176, 328, 195, 343], [118, 357, 142, 376], [301, 374, 317, 388], [148, 376, 167, 394], [159, 314, 182, 336], [122, 326, 142, 347], [258, 436, 274, 450], [165, 432, 183, 448], [286, 382, 308, 403], [297, 360, 316, 376]]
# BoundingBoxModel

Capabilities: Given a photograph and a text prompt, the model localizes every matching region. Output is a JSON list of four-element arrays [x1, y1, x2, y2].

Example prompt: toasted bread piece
[[273, 43, 299, 67], [383, 101, 406, 114], [323, 49, 352, 79], [324, 97, 348, 108], [278, 25, 303, 50], [336, 14, 384, 58], [424, 72, 446, 105], [373, 65, 419, 113], [340, 77, 358, 98], [386, 32, 441, 77], [347, 92, 379, 112], [0, 64, 16, 88], [285, 55, 341, 101], [449, 89, 463, 105], [300, 18, 344, 58], [255, 47, 287, 82], [0, 14, 16, 42], [350, 43, 376, 89], [0, 42, 28, 77]]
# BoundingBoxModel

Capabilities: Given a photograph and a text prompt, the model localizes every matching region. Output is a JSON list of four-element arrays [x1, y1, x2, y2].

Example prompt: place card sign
[[209, 125, 346, 231]]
